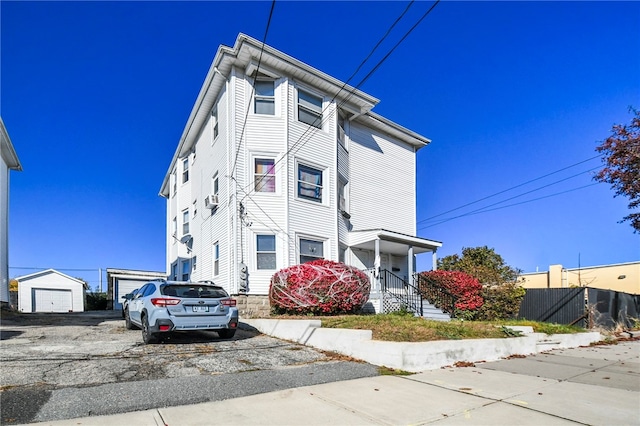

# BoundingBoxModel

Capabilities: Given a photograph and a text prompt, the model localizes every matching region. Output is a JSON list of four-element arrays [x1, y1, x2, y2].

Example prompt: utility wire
[[417, 154, 603, 224], [242, 0, 440, 200], [242, 1, 417, 199], [419, 180, 600, 230], [420, 165, 601, 225], [231, 0, 276, 179]]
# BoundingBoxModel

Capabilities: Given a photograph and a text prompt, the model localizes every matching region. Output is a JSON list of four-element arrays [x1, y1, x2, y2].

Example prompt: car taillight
[[151, 298, 181, 307], [221, 299, 236, 307]]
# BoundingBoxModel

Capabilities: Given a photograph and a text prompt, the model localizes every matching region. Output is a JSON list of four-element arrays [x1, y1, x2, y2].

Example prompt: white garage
[[16, 269, 86, 313]]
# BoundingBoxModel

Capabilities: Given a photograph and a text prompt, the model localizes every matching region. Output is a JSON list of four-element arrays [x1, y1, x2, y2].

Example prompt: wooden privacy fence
[[518, 287, 639, 329]]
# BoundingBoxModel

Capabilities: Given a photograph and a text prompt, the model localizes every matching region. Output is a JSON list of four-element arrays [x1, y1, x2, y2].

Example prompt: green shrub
[[86, 292, 108, 311], [474, 282, 526, 321]]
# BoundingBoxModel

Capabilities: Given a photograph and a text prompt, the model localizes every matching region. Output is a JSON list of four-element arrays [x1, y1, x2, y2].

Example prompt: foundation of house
[[234, 294, 271, 318]]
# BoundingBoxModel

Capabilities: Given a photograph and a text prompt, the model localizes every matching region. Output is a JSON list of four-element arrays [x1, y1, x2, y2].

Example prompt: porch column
[[407, 245, 414, 279], [432, 249, 438, 271], [374, 239, 380, 284]]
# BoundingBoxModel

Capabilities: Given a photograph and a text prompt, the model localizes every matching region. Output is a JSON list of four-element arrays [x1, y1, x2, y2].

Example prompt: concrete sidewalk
[[31, 341, 639, 426]]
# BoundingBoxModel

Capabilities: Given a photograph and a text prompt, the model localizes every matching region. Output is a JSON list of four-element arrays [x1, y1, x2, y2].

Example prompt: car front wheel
[[124, 309, 136, 330], [142, 315, 158, 344]]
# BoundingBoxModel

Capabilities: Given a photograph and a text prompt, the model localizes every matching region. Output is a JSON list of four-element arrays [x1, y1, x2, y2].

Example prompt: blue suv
[[125, 280, 239, 344]]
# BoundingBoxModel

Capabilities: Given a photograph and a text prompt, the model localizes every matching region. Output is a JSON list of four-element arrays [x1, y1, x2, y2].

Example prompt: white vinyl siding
[[348, 121, 416, 235], [17, 270, 85, 313]]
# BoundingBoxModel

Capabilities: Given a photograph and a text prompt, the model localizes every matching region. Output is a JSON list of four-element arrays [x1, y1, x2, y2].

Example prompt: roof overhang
[[159, 33, 432, 197], [14, 269, 86, 285], [1, 117, 22, 171], [106, 268, 166, 280], [349, 229, 441, 256]]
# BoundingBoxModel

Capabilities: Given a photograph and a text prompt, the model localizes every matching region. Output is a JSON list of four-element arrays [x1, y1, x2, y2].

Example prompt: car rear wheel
[[218, 329, 236, 339], [142, 315, 158, 344], [124, 309, 135, 330]]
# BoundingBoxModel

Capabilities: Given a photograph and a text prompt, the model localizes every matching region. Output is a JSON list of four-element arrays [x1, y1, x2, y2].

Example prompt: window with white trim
[[298, 164, 323, 202], [213, 242, 220, 276], [182, 209, 189, 235], [171, 171, 177, 196], [298, 89, 323, 128], [254, 158, 275, 193], [212, 172, 219, 196], [256, 234, 276, 270], [212, 107, 219, 140], [254, 80, 275, 115], [299, 238, 324, 264], [192, 256, 197, 272], [338, 112, 347, 149], [192, 200, 197, 218], [182, 158, 189, 183], [338, 178, 348, 212], [172, 216, 177, 236]]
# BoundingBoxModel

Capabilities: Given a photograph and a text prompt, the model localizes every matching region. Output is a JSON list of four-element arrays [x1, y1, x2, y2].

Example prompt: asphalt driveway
[[0, 310, 378, 424]]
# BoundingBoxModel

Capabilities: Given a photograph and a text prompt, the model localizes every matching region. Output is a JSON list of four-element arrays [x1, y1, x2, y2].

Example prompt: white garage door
[[33, 288, 73, 312]]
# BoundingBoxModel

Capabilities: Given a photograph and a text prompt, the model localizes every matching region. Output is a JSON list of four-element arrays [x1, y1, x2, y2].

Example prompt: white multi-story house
[[160, 34, 441, 314], [1, 117, 22, 308]]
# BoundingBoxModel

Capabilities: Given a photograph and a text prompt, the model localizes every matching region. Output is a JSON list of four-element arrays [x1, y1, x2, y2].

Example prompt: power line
[[419, 182, 600, 230], [242, 0, 440, 200], [418, 154, 603, 225], [420, 165, 601, 226], [230, 0, 277, 179]]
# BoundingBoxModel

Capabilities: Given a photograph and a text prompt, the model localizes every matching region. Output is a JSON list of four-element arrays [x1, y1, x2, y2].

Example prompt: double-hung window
[[172, 216, 177, 236], [213, 242, 220, 276], [298, 89, 323, 128], [182, 260, 190, 281], [211, 107, 219, 140], [182, 209, 189, 235], [299, 238, 324, 264], [254, 80, 275, 115], [171, 263, 178, 281], [182, 158, 189, 183], [255, 158, 275, 193], [256, 234, 276, 270], [298, 164, 323, 202]]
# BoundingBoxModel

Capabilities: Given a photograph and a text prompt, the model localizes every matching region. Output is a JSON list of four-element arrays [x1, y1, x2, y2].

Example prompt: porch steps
[[421, 300, 451, 322]]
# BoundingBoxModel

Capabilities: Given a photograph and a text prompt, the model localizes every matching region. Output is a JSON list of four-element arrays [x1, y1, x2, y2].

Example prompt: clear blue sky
[[2, 1, 639, 290]]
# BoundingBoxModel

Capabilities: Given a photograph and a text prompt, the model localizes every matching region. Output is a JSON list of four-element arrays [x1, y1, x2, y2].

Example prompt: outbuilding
[[16, 269, 87, 313], [106, 268, 166, 311]]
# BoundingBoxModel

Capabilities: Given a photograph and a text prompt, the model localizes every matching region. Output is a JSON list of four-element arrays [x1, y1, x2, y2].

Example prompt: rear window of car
[[160, 285, 229, 299]]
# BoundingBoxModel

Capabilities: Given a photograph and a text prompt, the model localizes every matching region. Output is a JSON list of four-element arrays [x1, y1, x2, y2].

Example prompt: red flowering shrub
[[269, 260, 371, 315], [418, 270, 483, 316]]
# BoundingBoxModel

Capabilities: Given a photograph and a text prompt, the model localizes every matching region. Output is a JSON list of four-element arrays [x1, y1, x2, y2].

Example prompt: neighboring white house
[[16, 269, 87, 313], [106, 268, 166, 311], [1, 117, 22, 308], [159, 33, 441, 312]]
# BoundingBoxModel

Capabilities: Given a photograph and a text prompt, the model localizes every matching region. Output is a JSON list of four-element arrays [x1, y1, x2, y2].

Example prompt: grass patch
[[318, 313, 585, 342], [499, 319, 584, 335], [378, 366, 413, 376]]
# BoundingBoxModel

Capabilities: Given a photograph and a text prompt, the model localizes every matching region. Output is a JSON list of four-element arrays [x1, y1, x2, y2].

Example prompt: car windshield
[[160, 285, 229, 299]]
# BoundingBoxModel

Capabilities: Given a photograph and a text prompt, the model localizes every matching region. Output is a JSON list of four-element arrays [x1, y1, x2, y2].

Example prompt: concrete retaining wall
[[241, 319, 603, 372]]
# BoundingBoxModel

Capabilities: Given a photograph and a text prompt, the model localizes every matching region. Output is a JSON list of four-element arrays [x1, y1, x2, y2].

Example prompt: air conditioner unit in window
[[204, 194, 219, 209]]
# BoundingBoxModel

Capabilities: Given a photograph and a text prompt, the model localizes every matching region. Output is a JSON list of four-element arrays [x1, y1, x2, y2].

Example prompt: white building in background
[[16, 269, 86, 313], [1, 117, 22, 308], [160, 34, 441, 312]]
